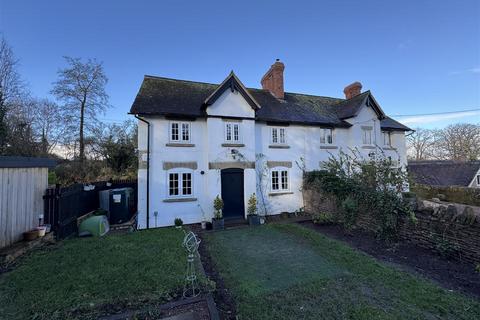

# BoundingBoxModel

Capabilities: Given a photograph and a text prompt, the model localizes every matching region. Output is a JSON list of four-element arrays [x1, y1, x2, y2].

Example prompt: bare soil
[[197, 233, 237, 320], [97, 298, 211, 320], [300, 221, 480, 298]]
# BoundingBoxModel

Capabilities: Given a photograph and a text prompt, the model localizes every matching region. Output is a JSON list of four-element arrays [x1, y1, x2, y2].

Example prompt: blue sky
[[1, 0, 479, 128]]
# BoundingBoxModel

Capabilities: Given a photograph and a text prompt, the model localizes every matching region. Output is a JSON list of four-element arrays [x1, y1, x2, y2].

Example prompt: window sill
[[383, 147, 397, 151], [362, 145, 376, 149], [269, 145, 290, 149], [166, 143, 195, 147], [320, 145, 338, 150], [268, 191, 294, 196], [222, 143, 245, 147], [163, 197, 197, 203]]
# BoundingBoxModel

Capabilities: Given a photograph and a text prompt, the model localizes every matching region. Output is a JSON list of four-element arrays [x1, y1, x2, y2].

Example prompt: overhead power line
[[391, 108, 480, 118]]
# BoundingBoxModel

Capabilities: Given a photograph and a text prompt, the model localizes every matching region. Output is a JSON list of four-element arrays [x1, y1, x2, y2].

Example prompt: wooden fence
[[43, 179, 137, 239], [0, 167, 48, 248]]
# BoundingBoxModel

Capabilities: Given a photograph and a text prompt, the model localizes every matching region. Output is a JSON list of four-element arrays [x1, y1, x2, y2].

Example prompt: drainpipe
[[134, 115, 150, 229]]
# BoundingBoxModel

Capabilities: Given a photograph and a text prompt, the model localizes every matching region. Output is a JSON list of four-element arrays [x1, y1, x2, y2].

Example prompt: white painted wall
[[468, 168, 480, 188], [136, 91, 409, 228], [206, 89, 255, 118]]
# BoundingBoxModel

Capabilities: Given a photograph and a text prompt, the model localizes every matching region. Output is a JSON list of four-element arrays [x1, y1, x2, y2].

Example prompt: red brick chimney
[[261, 59, 285, 99], [343, 82, 362, 99]]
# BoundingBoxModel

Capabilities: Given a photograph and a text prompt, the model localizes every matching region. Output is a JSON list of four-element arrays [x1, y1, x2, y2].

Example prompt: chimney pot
[[343, 81, 362, 99], [261, 60, 285, 99]]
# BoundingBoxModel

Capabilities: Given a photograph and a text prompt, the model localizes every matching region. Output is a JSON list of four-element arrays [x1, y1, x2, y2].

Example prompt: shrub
[[174, 218, 183, 227], [341, 197, 358, 229], [402, 191, 416, 199], [312, 212, 335, 225], [213, 195, 223, 219], [247, 193, 257, 216], [305, 149, 414, 239], [431, 232, 458, 258], [48, 170, 57, 185]]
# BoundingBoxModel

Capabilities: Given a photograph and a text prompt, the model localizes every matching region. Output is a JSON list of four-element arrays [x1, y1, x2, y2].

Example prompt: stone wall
[[304, 186, 480, 265], [399, 200, 480, 264], [303, 188, 338, 216], [411, 184, 480, 207]]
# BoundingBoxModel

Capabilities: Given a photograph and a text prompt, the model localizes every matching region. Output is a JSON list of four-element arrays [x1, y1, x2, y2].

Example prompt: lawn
[[204, 223, 480, 320], [0, 228, 189, 320]]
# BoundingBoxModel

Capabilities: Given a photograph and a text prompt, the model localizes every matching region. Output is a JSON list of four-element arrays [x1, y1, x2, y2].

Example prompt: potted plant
[[174, 218, 183, 229], [212, 195, 224, 230], [247, 193, 260, 225]]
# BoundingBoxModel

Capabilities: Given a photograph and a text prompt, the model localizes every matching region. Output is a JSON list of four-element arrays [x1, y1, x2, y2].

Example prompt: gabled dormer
[[203, 71, 260, 119], [336, 82, 385, 121]]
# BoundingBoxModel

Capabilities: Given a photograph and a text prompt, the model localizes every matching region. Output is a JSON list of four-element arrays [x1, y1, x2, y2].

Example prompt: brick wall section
[[343, 81, 362, 99], [304, 186, 480, 265], [260, 60, 285, 99]]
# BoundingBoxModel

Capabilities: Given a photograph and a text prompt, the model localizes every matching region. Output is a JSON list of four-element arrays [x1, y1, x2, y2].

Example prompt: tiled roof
[[130, 75, 411, 130], [408, 160, 480, 187]]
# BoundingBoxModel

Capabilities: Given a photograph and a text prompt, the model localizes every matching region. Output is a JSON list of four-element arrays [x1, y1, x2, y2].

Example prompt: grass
[[0, 228, 189, 320], [204, 223, 480, 320]]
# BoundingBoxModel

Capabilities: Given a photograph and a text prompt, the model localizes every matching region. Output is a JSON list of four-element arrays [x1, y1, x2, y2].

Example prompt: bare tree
[[0, 36, 26, 154], [90, 120, 138, 173], [51, 57, 109, 162], [407, 128, 437, 160], [29, 98, 74, 155], [0, 36, 36, 155], [436, 123, 480, 160], [0, 36, 24, 103]]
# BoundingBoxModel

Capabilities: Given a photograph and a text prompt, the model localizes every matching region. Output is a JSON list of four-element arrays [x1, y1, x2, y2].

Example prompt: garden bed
[[300, 221, 480, 297], [97, 294, 215, 320], [198, 236, 237, 319]]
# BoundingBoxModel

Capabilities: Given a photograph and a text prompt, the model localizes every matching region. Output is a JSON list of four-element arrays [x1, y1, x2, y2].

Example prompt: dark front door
[[221, 168, 245, 220]]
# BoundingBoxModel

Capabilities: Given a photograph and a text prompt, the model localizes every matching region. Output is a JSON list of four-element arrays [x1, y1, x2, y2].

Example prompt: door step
[[224, 218, 248, 228]]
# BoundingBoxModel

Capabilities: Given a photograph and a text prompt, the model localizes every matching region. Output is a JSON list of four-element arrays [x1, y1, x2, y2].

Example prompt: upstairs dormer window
[[362, 127, 373, 145], [320, 128, 333, 145], [170, 121, 190, 143], [271, 127, 287, 145], [225, 122, 241, 143], [383, 131, 392, 146]]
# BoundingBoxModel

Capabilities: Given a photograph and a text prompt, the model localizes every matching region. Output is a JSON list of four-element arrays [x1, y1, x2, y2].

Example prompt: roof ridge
[[284, 91, 345, 101], [144, 74, 347, 101], [144, 75, 219, 86]]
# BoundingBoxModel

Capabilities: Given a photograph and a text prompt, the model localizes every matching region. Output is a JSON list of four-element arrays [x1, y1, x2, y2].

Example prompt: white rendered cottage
[[130, 60, 411, 228]]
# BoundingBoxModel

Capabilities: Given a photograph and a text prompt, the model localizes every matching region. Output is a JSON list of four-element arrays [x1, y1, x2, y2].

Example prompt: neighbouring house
[[129, 60, 411, 228], [0, 156, 56, 247], [409, 160, 480, 188]]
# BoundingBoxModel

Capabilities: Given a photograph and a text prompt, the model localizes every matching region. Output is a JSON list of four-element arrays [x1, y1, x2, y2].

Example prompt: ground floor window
[[271, 168, 289, 192], [168, 170, 193, 197]]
